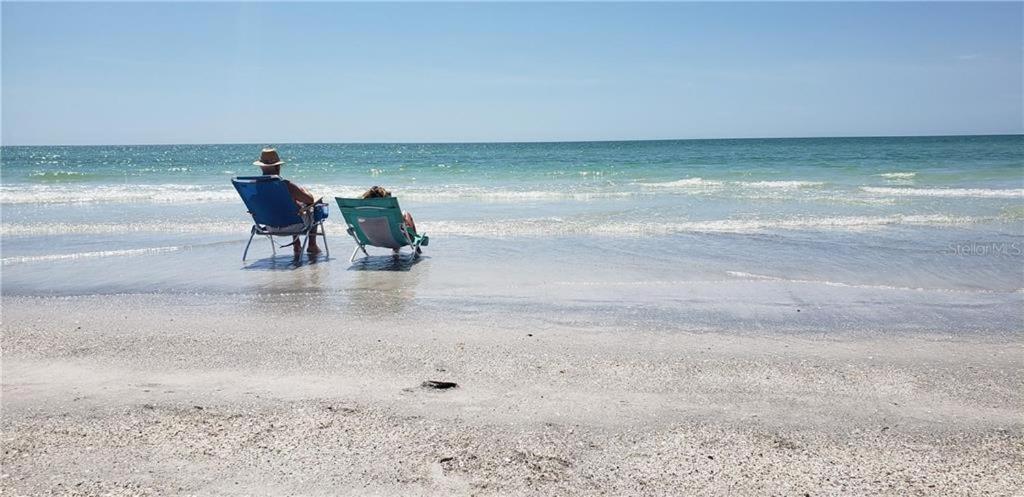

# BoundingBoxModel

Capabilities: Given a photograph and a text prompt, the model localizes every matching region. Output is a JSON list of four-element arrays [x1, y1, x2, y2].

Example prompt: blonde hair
[[361, 186, 391, 199]]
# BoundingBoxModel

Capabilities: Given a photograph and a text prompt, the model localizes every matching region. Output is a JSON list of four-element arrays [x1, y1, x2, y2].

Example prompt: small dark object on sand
[[422, 380, 458, 390], [439, 456, 455, 463]]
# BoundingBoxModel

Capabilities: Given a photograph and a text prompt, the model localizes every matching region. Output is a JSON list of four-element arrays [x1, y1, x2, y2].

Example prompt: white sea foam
[[423, 214, 981, 238], [724, 271, 778, 280], [1, 246, 185, 265], [0, 184, 239, 204], [1, 214, 983, 238], [723, 271, 1012, 294], [28, 170, 91, 178], [4, 212, 987, 237], [862, 187, 1024, 198], [4, 181, 1020, 207], [638, 178, 723, 188], [877, 172, 917, 179], [738, 180, 825, 189], [638, 178, 824, 191], [401, 189, 638, 202], [0, 184, 636, 205], [1, 221, 248, 236]]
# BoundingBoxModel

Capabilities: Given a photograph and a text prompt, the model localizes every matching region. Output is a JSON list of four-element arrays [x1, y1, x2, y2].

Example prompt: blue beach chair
[[335, 196, 428, 262], [232, 175, 330, 260]]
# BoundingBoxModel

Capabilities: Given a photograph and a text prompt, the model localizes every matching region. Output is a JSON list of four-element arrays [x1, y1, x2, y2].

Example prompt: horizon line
[[2, 132, 1021, 148]]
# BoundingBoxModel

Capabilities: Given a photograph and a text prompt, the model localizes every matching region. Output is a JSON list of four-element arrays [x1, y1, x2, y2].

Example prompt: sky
[[2, 2, 1022, 145]]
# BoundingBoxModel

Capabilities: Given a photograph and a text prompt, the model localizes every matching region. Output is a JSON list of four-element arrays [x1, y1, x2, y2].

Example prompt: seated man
[[254, 147, 321, 256], [360, 185, 419, 254]]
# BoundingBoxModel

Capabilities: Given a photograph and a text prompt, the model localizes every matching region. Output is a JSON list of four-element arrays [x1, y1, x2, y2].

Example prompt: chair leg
[[320, 223, 330, 257], [300, 233, 309, 259], [270, 236, 276, 256], [242, 228, 257, 261], [350, 244, 362, 263]]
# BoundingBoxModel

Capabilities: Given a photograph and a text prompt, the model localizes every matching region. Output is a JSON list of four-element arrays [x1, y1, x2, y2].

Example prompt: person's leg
[[303, 205, 322, 255], [403, 211, 421, 254], [291, 235, 301, 257], [306, 232, 321, 254], [403, 211, 417, 233]]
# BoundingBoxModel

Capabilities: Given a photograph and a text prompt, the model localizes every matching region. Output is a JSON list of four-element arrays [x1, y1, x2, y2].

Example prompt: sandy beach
[[4, 0, 1023, 494], [3, 293, 1021, 496]]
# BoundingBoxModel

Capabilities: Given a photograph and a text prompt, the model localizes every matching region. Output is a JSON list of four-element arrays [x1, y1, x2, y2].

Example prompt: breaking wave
[[26, 171, 103, 182], [637, 178, 723, 188], [877, 172, 917, 179], [637, 178, 824, 190], [861, 187, 1024, 198], [3, 182, 1021, 206], [1, 246, 186, 265], [0, 214, 986, 238], [738, 180, 825, 188], [723, 271, 1015, 294], [424, 214, 981, 237], [0, 184, 639, 205], [0, 184, 240, 204]]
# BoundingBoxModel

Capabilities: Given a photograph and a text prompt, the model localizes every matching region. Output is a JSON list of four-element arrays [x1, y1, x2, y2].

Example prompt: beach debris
[[527, 333, 533, 337], [421, 380, 458, 390], [439, 456, 455, 463]]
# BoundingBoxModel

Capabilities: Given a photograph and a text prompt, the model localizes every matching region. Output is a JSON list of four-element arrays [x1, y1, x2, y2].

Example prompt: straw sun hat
[[254, 147, 284, 167]]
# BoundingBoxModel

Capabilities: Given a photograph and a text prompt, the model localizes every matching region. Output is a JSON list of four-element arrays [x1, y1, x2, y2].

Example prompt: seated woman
[[361, 185, 419, 254]]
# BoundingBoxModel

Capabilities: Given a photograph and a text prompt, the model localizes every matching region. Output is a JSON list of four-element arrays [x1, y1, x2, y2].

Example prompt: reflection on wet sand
[[347, 254, 427, 317], [239, 253, 334, 313]]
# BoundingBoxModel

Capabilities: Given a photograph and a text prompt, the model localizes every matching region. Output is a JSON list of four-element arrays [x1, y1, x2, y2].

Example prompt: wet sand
[[2, 294, 1021, 496]]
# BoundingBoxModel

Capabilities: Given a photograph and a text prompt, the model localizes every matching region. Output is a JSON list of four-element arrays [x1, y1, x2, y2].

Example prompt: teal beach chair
[[232, 175, 329, 261], [335, 196, 428, 262]]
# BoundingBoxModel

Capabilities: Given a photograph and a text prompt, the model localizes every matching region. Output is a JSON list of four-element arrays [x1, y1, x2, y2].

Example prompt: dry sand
[[2, 294, 1022, 496]]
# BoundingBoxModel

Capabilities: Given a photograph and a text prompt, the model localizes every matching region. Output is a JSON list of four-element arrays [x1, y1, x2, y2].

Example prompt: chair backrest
[[232, 176, 303, 227], [335, 196, 410, 249]]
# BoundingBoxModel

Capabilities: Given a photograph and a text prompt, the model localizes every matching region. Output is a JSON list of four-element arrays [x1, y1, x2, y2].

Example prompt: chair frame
[[337, 204, 425, 262], [242, 202, 330, 261]]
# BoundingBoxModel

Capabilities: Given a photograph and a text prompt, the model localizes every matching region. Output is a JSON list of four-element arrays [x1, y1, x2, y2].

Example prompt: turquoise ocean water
[[2, 136, 1022, 333]]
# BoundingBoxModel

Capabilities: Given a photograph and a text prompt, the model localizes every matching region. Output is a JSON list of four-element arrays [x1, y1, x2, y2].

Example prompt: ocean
[[2, 136, 1022, 333]]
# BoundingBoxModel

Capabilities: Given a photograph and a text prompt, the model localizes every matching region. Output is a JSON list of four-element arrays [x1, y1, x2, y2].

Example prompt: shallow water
[[2, 137, 1022, 333]]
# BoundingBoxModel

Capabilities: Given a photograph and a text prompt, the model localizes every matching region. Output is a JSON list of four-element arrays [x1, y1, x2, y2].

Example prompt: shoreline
[[3, 294, 1021, 495]]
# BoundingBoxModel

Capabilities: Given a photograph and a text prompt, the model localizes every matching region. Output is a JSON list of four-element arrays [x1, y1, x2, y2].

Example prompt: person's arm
[[284, 180, 316, 205]]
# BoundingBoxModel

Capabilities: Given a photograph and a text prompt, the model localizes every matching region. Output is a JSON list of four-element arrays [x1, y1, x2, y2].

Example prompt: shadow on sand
[[347, 254, 425, 272], [241, 253, 330, 271]]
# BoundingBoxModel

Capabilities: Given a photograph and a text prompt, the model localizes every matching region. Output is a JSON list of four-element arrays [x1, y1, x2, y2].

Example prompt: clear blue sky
[[2, 2, 1021, 145]]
